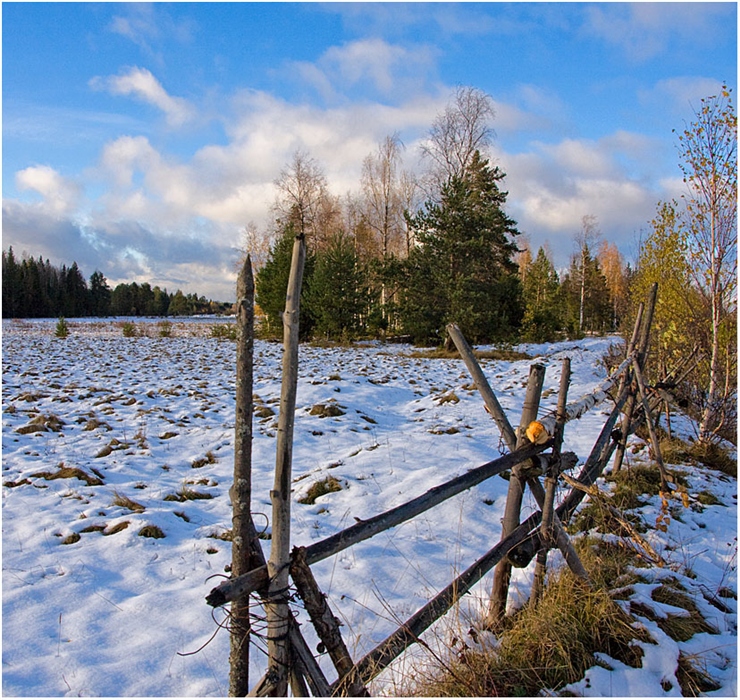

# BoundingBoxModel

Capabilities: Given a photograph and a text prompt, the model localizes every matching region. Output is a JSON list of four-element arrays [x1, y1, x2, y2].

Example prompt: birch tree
[[676, 84, 737, 441], [420, 85, 495, 197]]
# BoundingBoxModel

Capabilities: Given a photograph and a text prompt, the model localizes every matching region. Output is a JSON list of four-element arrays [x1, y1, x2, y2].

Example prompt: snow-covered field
[[2, 318, 736, 696]]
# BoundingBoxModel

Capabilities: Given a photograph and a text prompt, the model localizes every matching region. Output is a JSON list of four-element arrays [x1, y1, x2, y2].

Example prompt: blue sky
[[2, 2, 736, 302]]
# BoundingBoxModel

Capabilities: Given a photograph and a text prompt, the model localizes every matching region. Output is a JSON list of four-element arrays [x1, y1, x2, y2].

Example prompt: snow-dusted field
[[2, 318, 736, 696]]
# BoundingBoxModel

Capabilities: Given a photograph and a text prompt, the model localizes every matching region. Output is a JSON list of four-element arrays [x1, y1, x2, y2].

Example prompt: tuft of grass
[[121, 321, 137, 337], [157, 320, 173, 337], [605, 464, 687, 511], [104, 521, 130, 535], [163, 485, 214, 502], [676, 652, 722, 696], [16, 413, 66, 434], [309, 403, 346, 418], [191, 451, 217, 469], [32, 464, 103, 487], [138, 524, 165, 539], [111, 491, 146, 513], [688, 440, 736, 477], [298, 476, 343, 505], [406, 538, 651, 697]]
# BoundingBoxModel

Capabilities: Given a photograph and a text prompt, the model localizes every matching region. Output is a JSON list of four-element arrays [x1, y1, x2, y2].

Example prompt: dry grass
[[407, 347, 533, 362], [191, 451, 217, 469], [138, 524, 165, 539], [32, 464, 104, 487], [111, 491, 146, 513], [407, 540, 651, 697], [163, 485, 214, 502], [298, 476, 343, 504]]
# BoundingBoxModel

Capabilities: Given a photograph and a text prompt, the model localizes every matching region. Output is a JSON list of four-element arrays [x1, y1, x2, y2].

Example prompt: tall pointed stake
[[230, 256, 256, 696], [266, 232, 306, 696]]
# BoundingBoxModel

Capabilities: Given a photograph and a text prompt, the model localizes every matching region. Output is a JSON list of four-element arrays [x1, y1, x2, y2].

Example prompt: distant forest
[[1, 247, 231, 319]]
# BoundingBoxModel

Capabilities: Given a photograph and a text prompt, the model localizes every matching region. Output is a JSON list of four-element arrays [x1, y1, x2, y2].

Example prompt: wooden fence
[[207, 246, 684, 696]]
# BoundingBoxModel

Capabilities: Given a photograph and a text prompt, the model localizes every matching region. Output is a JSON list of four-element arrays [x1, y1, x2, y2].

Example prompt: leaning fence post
[[229, 256, 256, 696], [487, 363, 546, 628], [266, 232, 306, 696]]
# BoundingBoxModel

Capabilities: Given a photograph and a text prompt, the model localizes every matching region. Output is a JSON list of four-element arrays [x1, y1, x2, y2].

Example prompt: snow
[[2, 318, 736, 696]]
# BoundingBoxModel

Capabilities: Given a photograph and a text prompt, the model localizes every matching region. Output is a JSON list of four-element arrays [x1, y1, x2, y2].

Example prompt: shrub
[[157, 320, 173, 337], [122, 321, 137, 337]]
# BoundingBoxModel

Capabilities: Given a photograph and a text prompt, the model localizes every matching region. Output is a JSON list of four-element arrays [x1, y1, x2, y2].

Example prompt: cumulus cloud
[[15, 165, 81, 216], [500, 133, 664, 266], [90, 67, 194, 127]]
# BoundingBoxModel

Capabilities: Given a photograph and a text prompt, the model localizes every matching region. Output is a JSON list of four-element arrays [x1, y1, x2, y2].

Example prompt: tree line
[[253, 87, 631, 346], [1, 249, 230, 318], [251, 85, 735, 443]]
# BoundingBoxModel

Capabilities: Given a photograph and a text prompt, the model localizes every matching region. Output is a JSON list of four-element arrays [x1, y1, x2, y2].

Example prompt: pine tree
[[305, 232, 369, 340], [401, 151, 522, 344]]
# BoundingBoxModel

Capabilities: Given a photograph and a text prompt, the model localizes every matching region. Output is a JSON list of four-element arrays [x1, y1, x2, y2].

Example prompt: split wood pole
[[446, 323, 518, 448], [487, 363, 546, 627], [230, 256, 256, 697], [291, 546, 369, 697], [530, 357, 571, 605], [266, 232, 307, 696], [631, 358, 673, 491], [613, 283, 657, 472]]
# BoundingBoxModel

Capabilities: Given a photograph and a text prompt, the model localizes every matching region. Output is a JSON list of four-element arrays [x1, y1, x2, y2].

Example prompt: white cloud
[[640, 77, 726, 117], [285, 38, 438, 102], [90, 67, 194, 127], [501, 133, 666, 266], [15, 165, 81, 216], [583, 3, 731, 62]]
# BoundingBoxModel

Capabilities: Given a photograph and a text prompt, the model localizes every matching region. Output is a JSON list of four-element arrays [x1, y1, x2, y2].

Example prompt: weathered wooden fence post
[[487, 363, 546, 627], [530, 357, 571, 605], [266, 233, 306, 696], [229, 256, 255, 696], [613, 283, 657, 472]]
